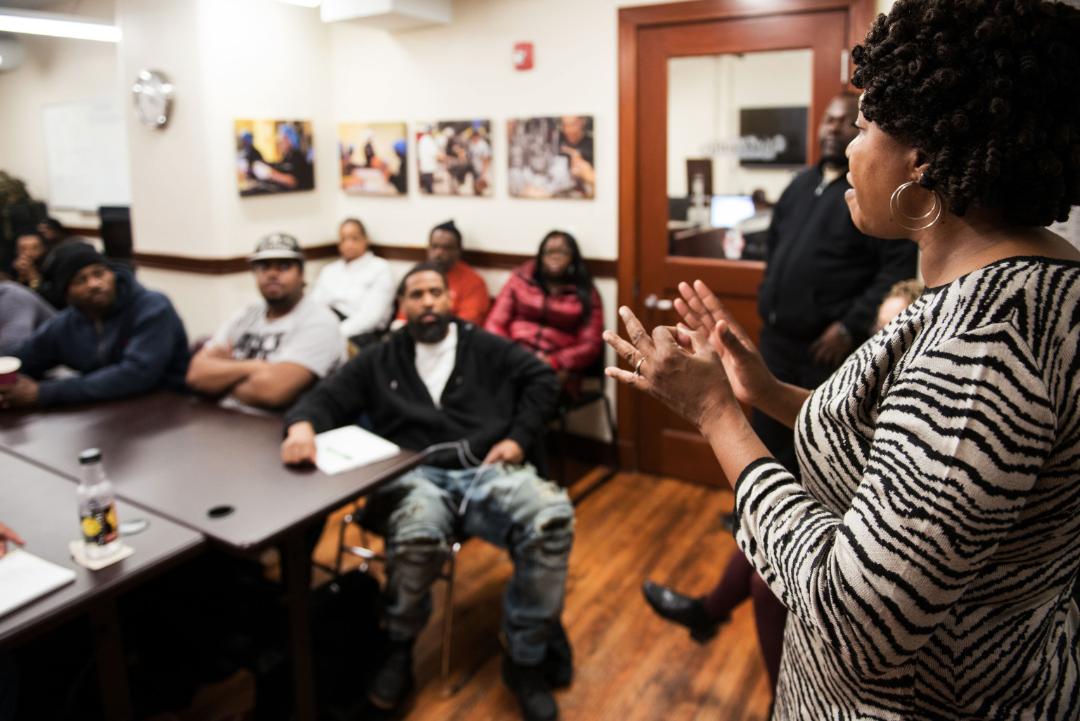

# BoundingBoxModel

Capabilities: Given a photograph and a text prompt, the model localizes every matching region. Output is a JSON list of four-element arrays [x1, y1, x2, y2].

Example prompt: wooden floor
[[312, 468, 774, 721]]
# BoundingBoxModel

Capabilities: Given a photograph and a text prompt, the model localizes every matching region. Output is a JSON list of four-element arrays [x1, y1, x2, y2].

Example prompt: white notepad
[[315, 425, 401, 475], [0, 549, 77, 618]]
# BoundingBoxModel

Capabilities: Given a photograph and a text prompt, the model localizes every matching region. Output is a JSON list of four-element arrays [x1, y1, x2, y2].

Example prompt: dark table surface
[[0, 392, 421, 551], [0, 450, 205, 647]]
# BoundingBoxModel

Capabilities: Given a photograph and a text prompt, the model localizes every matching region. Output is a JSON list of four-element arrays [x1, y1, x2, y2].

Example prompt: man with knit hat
[[0, 242, 189, 409]]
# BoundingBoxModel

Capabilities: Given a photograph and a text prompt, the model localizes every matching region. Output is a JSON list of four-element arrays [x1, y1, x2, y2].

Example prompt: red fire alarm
[[513, 42, 534, 71]]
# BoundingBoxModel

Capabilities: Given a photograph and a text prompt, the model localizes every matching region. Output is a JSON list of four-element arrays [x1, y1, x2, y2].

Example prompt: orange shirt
[[446, 261, 490, 325]]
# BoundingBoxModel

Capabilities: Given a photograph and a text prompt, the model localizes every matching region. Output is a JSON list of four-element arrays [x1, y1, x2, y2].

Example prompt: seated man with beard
[[281, 262, 573, 721]]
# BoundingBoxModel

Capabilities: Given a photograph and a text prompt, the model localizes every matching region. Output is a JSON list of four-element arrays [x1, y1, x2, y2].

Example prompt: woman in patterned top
[[604, 1, 1080, 718]]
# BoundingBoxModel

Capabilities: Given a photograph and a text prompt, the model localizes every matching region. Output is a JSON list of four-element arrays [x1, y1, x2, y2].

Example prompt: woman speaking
[[605, 1, 1080, 718]]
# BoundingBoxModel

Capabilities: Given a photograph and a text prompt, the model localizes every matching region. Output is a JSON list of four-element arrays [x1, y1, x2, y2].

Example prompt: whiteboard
[[42, 98, 132, 211]]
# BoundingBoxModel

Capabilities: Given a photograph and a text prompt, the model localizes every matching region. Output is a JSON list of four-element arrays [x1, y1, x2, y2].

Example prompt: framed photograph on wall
[[235, 119, 314, 196], [738, 107, 808, 167], [415, 120, 493, 197], [508, 115, 595, 199], [338, 122, 407, 196]]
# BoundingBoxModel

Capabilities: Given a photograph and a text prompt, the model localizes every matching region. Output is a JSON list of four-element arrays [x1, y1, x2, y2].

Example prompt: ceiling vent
[[320, 0, 451, 32]]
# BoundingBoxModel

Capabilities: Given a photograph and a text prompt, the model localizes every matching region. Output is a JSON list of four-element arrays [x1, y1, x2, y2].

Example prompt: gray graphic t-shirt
[[209, 294, 346, 412]]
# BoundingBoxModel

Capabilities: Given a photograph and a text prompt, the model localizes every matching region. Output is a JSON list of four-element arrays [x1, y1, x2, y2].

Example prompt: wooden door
[[627, 10, 849, 483]]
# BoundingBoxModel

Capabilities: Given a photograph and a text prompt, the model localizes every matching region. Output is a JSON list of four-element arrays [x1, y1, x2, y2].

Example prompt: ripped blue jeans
[[373, 463, 574, 665]]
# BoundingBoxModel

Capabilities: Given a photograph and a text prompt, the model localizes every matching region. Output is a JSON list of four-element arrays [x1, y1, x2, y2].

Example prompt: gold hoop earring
[[890, 180, 942, 232]]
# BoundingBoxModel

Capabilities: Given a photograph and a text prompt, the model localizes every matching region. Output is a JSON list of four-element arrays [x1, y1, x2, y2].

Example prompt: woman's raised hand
[[602, 305, 739, 430], [675, 280, 776, 409]]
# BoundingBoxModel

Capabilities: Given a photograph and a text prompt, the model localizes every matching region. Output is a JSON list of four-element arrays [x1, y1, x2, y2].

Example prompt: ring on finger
[[633, 357, 645, 377]]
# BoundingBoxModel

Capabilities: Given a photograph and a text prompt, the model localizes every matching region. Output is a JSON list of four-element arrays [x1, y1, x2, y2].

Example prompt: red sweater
[[446, 261, 490, 325], [484, 261, 603, 373]]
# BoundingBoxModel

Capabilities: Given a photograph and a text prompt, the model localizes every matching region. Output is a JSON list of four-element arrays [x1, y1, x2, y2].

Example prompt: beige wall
[[104, 0, 647, 341]]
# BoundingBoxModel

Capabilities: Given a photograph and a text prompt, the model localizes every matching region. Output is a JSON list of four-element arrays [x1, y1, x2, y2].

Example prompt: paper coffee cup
[[0, 356, 21, 386]]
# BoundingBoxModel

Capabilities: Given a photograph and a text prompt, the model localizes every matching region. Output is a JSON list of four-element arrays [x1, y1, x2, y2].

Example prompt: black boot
[[641, 580, 724, 643], [502, 655, 558, 721], [542, 620, 573, 689], [367, 638, 414, 712]]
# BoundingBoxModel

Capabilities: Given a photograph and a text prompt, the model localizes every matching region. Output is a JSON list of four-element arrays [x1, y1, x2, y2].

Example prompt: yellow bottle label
[[80, 502, 119, 546]]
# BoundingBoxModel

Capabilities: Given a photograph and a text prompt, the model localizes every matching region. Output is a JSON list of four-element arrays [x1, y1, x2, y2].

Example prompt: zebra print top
[[734, 256, 1080, 720]]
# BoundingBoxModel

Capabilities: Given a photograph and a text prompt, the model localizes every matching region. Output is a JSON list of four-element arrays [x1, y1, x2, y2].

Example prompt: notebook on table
[[314, 425, 401, 475], [0, 548, 77, 618]]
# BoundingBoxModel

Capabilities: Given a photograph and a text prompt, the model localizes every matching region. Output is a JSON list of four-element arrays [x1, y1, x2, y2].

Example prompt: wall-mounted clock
[[132, 69, 174, 129]]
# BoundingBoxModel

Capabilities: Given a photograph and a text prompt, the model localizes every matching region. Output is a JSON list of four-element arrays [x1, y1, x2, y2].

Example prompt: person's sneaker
[[641, 580, 724, 643], [502, 655, 558, 721], [542, 620, 573, 689], [367, 639, 415, 712]]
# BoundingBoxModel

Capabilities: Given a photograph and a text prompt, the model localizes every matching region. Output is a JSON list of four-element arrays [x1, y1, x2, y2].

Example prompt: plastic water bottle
[[77, 448, 121, 560]]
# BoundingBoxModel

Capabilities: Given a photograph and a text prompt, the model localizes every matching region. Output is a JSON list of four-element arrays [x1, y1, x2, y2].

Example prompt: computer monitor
[[710, 195, 756, 228], [668, 196, 691, 221]]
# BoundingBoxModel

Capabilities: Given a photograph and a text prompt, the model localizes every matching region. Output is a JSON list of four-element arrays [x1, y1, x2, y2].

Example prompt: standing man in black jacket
[[282, 262, 571, 721], [753, 92, 917, 470]]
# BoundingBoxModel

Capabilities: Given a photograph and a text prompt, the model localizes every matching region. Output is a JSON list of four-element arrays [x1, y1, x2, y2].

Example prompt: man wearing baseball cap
[[186, 233, 345, 411], [1, 242, 189, 409]]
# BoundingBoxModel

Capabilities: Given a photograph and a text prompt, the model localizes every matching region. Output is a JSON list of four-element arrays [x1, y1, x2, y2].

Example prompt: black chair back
[[98, 206, 133, 261]]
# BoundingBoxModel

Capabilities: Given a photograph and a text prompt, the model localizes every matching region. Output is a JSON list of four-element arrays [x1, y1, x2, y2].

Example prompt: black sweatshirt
[[757, 165, 918, 343], [283, 320, 559, 468]]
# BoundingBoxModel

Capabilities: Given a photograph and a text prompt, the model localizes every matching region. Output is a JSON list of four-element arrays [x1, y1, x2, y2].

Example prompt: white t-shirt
[[210, 294, 346, 379], [414, 322, 458, 408], [310, 252, 396, 338], [418, 134, 439, 175]]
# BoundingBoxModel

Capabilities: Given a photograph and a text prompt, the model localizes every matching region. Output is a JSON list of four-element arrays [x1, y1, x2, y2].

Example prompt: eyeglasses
[[542, 247, 572, 257]]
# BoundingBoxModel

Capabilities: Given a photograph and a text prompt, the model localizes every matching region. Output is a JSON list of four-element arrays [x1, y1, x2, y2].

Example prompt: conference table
[[1, 450, 205, 721], [0, 391, 422, 721]]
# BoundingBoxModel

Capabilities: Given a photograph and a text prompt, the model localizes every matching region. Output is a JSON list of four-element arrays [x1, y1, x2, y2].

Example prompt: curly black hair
[[852, 0, 1080, 226], [533, 230, 595, 318]]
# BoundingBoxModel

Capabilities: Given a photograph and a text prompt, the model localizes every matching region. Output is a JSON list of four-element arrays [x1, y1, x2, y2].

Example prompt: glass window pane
[[667, 50, 812, 260]]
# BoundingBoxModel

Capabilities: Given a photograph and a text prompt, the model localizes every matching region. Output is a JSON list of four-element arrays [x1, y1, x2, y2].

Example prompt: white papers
[[315, 425, 401, 475], [0, 549, 77, 618]]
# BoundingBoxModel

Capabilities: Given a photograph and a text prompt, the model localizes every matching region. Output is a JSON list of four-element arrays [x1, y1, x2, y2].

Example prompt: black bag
[[310, 569, 386, 710]]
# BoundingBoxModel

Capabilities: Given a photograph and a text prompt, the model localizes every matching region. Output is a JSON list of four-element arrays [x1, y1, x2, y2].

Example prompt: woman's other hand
[[675, 280, 777, 408]]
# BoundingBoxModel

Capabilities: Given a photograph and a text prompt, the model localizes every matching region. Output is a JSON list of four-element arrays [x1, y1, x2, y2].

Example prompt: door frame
[[616, 0, 876, 470]]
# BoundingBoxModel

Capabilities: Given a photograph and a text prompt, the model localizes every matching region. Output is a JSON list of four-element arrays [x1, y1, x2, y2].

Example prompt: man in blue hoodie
[[0, 243, 189, 409]]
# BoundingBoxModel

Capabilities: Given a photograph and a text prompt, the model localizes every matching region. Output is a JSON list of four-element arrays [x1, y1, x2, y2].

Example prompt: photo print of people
[[508, 115, 595, 199], [415, 120, 493, 197], [235, 119, 315, 196], [338, 122, 408, 196]]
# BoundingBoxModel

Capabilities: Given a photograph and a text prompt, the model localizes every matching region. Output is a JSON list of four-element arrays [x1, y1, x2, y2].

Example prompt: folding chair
[[553, 354, 619, 486], [332, 504, 463, 693]]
